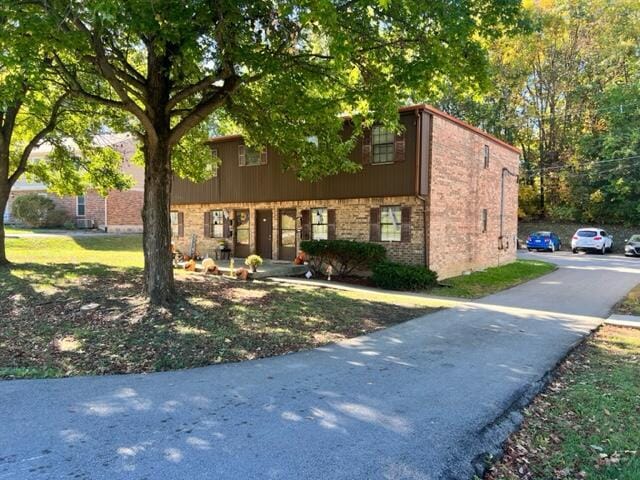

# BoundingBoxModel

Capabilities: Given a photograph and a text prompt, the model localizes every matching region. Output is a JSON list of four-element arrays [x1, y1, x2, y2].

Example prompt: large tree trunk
[[142, 138, 175, 304], [0, 184, 9, 266]]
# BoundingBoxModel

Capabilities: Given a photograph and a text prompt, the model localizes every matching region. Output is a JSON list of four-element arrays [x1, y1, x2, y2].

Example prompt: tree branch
[[168, 75, 241, 145], [8, 94, 69, 187]]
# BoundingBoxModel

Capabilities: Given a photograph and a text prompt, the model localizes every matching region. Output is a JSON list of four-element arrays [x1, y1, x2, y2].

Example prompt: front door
[[279, 209, 297, 261], [255, 209, 273, 259], [234, 209, 250, 258]]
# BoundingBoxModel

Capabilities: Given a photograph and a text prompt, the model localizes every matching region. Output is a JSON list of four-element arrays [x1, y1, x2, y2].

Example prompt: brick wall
[[427, 114, 519, 279], [172, 196, 425, 264], [106, 190, 143, 233]]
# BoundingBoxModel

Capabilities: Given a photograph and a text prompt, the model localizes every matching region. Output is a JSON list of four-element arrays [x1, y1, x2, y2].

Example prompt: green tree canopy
[[10, 0, 524, 303]]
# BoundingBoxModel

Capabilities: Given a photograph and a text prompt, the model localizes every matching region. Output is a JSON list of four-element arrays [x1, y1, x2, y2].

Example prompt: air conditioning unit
[[76, 218, 93, 229]]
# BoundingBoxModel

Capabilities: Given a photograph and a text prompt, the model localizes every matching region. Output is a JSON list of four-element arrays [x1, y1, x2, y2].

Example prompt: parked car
[[571, 228, 613, 254], [526, 231, 561, 252], [624, 235, 640, 257]]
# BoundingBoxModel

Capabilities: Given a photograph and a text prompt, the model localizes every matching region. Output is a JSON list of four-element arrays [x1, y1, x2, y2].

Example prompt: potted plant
[[245, 254, 263, 273]]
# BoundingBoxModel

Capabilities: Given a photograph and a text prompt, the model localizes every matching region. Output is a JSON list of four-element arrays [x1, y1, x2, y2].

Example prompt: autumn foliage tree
[[11, 0, 523, 304]]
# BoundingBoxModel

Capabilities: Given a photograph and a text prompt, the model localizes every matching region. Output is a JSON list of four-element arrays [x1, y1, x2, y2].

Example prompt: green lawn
[[434, 259, 556, 298], [486, 326, 640, 480], [1, 235, 444, 379], [613, 284, 640, 316]]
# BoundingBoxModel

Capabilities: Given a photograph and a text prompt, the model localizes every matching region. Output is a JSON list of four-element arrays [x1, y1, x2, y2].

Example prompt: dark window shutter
[[362, 129, 372, 165], [223, 214, 230, 238], [369, 207, 380, 242], [238, 144, 246, 166], [401, 206, 411, 242], [178, 212, 184, 238], [327, 209, 336, 240], [260, 148, 268, 165], [395, 130, 406, 162], [203, 211, 211, 237], [300, 209, 311, 241]]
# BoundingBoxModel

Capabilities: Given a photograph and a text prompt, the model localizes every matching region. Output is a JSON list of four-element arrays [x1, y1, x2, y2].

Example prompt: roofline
[[206, 104, 521, 154], [401, 104, 521, 154]]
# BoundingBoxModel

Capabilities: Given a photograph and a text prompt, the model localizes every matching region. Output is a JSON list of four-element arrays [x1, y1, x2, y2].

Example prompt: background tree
[[436, 0, 640, 222], [20, 0, 524, 304], [0, 8, 133, 265]]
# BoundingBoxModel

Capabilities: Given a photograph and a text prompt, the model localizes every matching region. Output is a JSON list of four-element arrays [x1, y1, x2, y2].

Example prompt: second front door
[[255, 209, 273, 259]]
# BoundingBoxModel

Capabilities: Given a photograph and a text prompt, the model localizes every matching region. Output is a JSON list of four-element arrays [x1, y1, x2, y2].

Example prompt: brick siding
[[172, 196, 425, 265], [427, 114, 519, 278], [106, 190, 143, 233]]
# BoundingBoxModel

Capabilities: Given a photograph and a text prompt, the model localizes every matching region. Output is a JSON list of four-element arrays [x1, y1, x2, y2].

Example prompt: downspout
[[414, 108, 429, 267], [499, 166, 519, 252]]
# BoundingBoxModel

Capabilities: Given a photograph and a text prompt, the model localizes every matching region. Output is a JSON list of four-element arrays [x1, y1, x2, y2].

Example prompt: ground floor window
[[210, 209, 224, 238], [380, 205, 401, 241], [170, 211, 180, 237], [482, 208, 488, 233], [76, 195, 85, 216], [311, 207, 328, 240]]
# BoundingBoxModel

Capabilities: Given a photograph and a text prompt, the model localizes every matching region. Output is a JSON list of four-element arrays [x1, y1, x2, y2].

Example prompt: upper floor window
[[76, 195, 85, 216], [372, 126, 395, 164], [311, 207, 328, 240], [380, 205, 402, 242], [483, 145, 490, 169], [239, 144, 267, 166]]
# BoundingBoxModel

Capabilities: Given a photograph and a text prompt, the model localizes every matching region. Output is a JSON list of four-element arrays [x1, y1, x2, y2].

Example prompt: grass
[[485, 325, 640, 480], [1, 234, 445, 379], [434, 260, 556, 298], [613, 284, 640, 316]]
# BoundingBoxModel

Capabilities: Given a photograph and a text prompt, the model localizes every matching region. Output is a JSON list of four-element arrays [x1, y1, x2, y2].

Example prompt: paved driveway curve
[[1, 253, 639, 479]]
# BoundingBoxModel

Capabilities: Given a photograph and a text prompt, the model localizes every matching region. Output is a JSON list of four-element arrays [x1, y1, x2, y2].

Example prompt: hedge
[[10, 194, 69, 228], [371, 261, 438, 290], [300, 239, 387, 277]]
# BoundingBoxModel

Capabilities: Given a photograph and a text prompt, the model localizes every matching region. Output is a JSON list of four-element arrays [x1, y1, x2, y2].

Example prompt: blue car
[[526, 231, 561, 252]]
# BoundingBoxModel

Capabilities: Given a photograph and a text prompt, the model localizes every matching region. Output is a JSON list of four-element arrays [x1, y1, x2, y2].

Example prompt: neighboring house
[[171, 104, 520, 278], [6, 133, 144, 233]]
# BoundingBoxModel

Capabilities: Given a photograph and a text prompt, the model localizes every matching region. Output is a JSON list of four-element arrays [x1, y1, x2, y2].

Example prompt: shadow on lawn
[[0, 263, 433, 379]]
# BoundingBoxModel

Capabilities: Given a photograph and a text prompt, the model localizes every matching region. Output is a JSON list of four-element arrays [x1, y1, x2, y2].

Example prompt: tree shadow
[[0, 263, 432, 379]]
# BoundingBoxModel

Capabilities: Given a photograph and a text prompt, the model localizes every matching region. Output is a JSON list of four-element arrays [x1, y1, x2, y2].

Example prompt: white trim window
[[76, 195, 86, 217], [380, 205, 402, 242], [311, 208, 328, 240], [372, 126, 395, 164]]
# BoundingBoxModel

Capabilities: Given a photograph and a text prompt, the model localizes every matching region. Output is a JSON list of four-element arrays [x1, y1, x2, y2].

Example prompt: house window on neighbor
[[484, 145, 490, 169], [372, 126, 395, 164], [482, 208, 488, 233], [311, 208, 328, 240], [380, 205, 402, 242], [76, 195, 86, 216], [210, 209, 224, 238]]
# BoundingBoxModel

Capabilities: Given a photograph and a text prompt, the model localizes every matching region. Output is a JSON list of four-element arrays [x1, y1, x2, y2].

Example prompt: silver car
[[571, 228, 613, 254]]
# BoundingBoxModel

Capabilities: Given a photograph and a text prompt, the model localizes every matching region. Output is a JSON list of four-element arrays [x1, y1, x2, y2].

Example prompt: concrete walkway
[[1, 252, 639, 479]]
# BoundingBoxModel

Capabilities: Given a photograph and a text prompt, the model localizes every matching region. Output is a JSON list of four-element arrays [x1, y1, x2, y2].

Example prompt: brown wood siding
[[172, 112, 418, 204]]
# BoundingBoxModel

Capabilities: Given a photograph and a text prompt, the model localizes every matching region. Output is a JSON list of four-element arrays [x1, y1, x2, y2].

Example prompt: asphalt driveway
[[1, 252, 639, 479]]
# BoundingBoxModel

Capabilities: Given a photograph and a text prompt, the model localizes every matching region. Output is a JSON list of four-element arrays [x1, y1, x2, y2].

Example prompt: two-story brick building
[[171, 104, 520, 279]]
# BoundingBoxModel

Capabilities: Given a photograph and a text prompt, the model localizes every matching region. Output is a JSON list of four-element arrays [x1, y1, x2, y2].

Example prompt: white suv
[[571, 228, 613, 254]]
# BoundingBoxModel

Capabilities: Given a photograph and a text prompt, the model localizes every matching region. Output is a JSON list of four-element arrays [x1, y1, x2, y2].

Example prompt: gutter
[[414, 107, 430, 268]]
